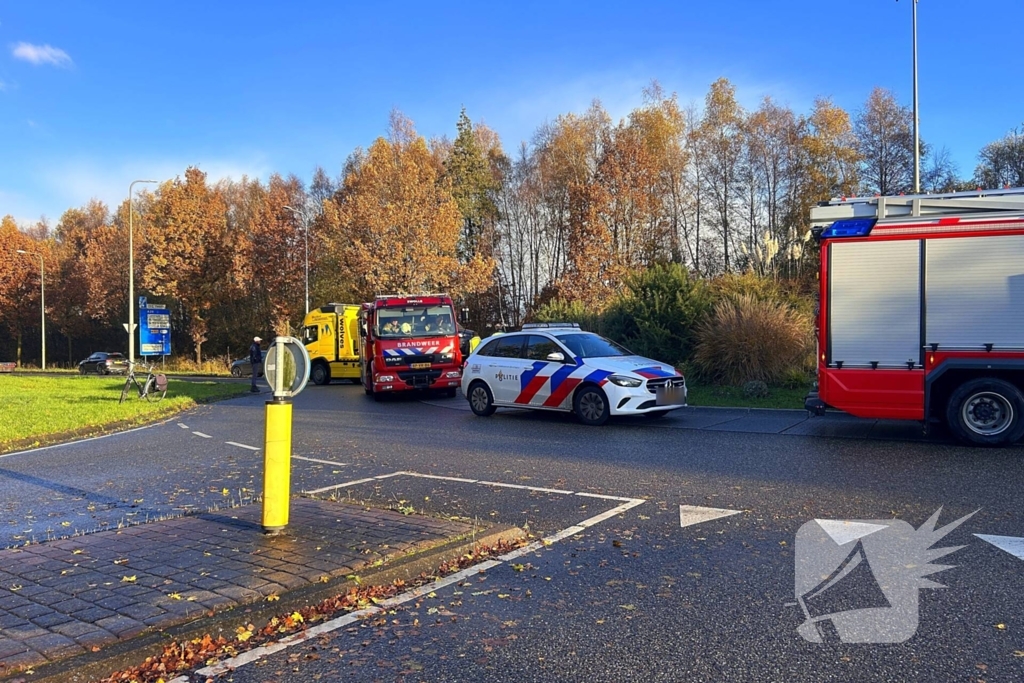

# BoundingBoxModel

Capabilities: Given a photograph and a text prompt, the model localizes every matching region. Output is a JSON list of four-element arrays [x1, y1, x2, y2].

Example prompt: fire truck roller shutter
[[830, 239, 921, 368], [925, 235, 1024, 350]]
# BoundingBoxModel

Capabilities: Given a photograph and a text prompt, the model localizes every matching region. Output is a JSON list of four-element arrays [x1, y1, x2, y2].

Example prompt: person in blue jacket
[[249, 336, 263, 392]]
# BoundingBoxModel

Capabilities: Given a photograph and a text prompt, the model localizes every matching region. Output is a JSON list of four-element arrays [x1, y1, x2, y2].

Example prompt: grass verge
[[686, 383, 808, 410], [0, 375, 250, 453]]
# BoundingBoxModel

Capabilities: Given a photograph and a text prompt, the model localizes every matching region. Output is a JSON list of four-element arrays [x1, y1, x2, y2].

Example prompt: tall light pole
[[127, 179, 158, 364], [911, 0, 920, 193], [16, 250, 45, 369], [283, 205, 310, 314]]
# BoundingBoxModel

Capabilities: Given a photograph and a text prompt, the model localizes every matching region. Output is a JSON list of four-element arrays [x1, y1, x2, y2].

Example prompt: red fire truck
[[357, 294, 463, 400], [804, 188, 1024, 446]]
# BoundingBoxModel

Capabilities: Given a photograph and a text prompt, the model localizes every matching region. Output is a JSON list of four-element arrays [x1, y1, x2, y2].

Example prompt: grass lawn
[[0, 375, 250, 453], [686, 383, 809, 410]]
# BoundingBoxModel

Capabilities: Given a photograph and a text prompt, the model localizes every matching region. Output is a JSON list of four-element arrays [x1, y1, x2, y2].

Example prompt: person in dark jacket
[[249, 336, 263, 392]]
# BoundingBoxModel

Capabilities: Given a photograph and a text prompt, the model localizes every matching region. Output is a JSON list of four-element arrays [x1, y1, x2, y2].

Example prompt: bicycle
[[119, 361, 168, 403]]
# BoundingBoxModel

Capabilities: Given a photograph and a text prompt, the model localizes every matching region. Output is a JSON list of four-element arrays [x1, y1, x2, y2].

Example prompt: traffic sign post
[[261, 336, 310, 534], [139, 300, 171, 357]]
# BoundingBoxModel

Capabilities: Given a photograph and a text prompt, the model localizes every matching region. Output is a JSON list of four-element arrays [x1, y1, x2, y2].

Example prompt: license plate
[[656, 386, 686, 406], [410, 362, 430, 370]]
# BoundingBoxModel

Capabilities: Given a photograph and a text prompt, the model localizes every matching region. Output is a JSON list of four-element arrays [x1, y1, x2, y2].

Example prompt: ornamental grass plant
[[693, 293, 813, 386]]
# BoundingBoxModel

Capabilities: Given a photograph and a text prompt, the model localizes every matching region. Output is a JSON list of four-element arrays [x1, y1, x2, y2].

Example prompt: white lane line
[[225, 441, 260, 451], [305, 477, 377, 494], [0, 419, 172, 459], [477, 480, 574, 495], [195, 560, 503, 679], [193, 474, 644, 679], [293, 455, 350, 467], [192, 431, 212, 439], [177, 423, 189, 429], [402, 473, 478, 483], [576, 492, 635, 502]]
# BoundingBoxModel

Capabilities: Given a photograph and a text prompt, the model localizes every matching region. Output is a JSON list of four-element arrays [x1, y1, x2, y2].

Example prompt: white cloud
[[12, 42, 73, 68]]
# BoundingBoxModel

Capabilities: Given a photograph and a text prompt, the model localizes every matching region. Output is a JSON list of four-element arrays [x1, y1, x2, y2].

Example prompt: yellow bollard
[[262, 398, 292, 533]]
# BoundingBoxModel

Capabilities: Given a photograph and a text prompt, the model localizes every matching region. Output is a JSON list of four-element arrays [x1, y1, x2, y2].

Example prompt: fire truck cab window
[[377, 306, 454, 338]]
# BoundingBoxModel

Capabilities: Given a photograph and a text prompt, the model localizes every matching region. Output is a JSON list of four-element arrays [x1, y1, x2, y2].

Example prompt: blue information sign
[[139, 300, 171, 357]]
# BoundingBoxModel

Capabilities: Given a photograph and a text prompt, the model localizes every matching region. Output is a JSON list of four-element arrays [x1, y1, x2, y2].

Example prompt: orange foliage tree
[[144, 167, 232, 363], [325, 113, 492, 300]]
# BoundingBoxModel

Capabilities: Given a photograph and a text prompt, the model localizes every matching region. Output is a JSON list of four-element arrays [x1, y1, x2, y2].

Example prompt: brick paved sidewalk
[[0, 499, 477, 675]]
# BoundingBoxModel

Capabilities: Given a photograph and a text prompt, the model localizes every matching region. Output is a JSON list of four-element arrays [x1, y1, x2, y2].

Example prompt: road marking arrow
[[815, 520, 889, 546], [679, 504, 742, 528], [975, 534, 1024, 561]]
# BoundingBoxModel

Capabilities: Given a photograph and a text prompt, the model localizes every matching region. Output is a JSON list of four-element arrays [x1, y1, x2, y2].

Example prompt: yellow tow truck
[[302, 303, 361, 385]]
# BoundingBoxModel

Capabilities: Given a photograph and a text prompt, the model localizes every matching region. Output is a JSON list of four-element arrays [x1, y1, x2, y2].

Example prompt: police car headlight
[[608, 374, 642, 388]]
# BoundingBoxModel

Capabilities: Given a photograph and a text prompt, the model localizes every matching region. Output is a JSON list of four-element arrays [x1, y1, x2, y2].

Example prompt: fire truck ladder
[[810, 187, 1024, 228]]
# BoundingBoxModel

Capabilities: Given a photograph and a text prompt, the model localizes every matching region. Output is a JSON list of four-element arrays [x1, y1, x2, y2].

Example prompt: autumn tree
[[856, 87, 916, 195], [144, 167, 232, 363], [236, 174, 309, 333], [974, 126, 1024, 189], [594, 85, 687, 270], [533, 102, 614, 305], [445, 109, 500, 261], [698, 78, 744, 273], [325, 113, 492, 300], [49, 201, 110, 361], [802, 97, 860, 204], [0, 215, 41, 364]]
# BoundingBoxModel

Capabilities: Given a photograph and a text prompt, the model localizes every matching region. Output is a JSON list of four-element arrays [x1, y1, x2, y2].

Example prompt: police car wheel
[[574, 386, 610, 426], [468, 382, 496, 417]]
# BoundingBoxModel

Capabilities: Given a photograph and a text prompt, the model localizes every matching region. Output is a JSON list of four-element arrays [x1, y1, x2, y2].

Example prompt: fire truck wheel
[[946, 378, 1024, 447], [468, 381, 496, 416], [311, 363, 330, 385], [444, 388, 458, 399], [573, 385, 610, 426]]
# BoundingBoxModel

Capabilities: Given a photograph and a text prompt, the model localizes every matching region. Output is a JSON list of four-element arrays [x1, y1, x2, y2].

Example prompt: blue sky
[[2, 1, 1022, 226]]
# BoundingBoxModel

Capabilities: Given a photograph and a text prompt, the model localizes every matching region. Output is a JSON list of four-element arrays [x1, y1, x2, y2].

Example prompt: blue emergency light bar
[[820, 218, 876, 239]]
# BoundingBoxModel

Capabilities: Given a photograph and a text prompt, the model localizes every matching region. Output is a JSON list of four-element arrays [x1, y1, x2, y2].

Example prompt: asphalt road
[[2, 384, 1022, 682]]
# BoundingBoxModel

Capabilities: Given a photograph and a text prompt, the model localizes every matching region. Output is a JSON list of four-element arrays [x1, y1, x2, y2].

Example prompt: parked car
[[78, 352, 128, 375], [461, 323, 687, 426], [230, 358, 252, 377]]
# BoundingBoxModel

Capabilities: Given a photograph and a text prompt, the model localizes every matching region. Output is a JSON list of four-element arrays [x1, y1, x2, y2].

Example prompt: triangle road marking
[[814, 519, 889, 546], [975, 534, 1024, 561], [679, 504, 742, 528]]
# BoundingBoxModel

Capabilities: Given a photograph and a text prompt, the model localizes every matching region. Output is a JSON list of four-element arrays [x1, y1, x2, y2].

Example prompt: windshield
[[555, 333, 631, 359], [376, 305, 455, 338]]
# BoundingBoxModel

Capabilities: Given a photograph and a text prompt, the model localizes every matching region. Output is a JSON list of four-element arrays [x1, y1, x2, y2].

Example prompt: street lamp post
[[283, 205, 310, 315], [127, 180, 158, 365], [16, 250, 45, 369], [911, 0, 920, 193]]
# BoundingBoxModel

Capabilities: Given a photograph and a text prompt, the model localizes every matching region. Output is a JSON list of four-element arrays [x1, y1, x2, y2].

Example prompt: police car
[[461, 323, 686, 426]]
